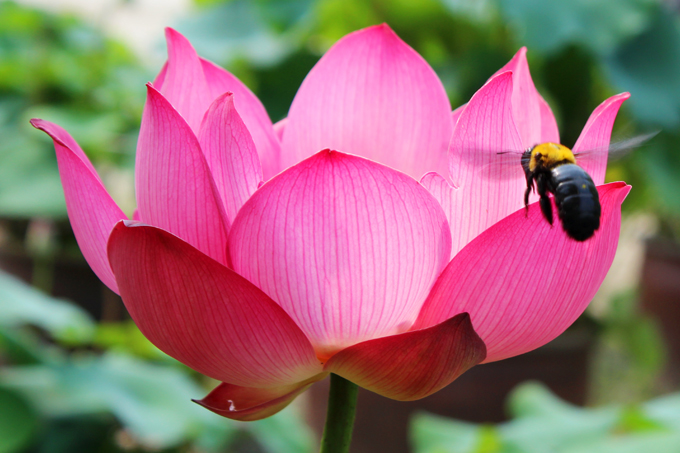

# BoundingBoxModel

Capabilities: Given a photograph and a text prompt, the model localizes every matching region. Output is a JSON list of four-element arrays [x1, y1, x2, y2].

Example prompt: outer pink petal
[[324, 313, 485, 401], [107, 221, 323, 387], [273, 117, 287, 142], [198, 92, 263, 224], [451, 104, 465, 128], [413, 182, 630, 363], [158, 28, 213, 133], [32, 120, 100, 178], [194, 373, 327, 421], [493, 47, 559, 146], [229, 150, 451, 360], [31, 119, 125, 294], [200, 59, 281, 180], [281, 24, 452, 180], [447, 72, 525, 256], [419, 172, 457, 260], [573, 93, 630, 185], [136, 84, 230, 266]]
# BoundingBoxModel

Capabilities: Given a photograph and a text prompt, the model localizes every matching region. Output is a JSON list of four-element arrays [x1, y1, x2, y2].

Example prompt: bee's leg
[[536, 176, 553, 225], [540, 194, 553, 226], [524, 174, 534, 217]]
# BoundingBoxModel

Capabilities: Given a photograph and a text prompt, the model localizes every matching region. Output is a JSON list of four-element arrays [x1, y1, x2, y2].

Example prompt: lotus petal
[[229, 150, 451, 359], [31, 119, 125, 294], [198, 92, 262, 223], [194, 373, 327, 421], [324, 313, 485, 401], [107, 221, 323, 387], [281, 24, 452, 180], [413, 182, 630, 363], [447, 72, 525, 256], [493, 47, 559, 147], [573, 93, 630, 185], [136, 84, 230, 265]]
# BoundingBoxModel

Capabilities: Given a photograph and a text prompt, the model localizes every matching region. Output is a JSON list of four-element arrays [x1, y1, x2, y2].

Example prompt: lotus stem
[[320, 373, 358, 453]]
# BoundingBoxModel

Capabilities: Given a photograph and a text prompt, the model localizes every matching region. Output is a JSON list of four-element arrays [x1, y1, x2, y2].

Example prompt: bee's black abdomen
[[548, 164, 601, 241]]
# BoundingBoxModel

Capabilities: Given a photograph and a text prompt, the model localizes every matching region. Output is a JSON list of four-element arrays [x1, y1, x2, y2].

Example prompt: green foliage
[[0, 270, 94, 343], [497, 0, 659, 55], [410, 382, 680, 453], [0, 1, 145, 219], [0, 271, 315, 453], [0, 388, 38, 453]]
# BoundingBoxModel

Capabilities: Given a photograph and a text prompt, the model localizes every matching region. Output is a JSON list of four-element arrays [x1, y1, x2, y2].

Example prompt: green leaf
[[0, 126, 66, 219], [177, 0, 300, 67], [93, 321, 169, 360], [0, 387, 38, 453], [410, 412, 485, 453], [497, 0, 658, 55], [248, 402, 316, 453], [616, 405, 667, 433], [0, 353, 236, 449], [501, 383, 619, 452], [0, 271, 94, 343], [560, 431, 680, 453], [439, 0, 496, 23], [604, 9, 680, 127]]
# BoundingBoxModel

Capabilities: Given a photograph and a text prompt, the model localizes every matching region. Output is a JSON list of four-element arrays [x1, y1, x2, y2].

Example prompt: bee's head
[[529, 142, 576, 171]]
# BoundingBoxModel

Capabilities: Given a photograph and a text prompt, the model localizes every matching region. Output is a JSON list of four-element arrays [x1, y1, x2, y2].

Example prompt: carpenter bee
[[521, 143, 599, 241], [518, 133, 656, 241]]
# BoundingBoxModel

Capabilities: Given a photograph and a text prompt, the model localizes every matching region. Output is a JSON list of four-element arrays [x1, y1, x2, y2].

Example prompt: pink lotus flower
[[32, 25, 629, 421]]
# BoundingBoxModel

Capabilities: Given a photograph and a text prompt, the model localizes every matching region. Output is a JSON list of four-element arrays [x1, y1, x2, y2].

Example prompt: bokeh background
[[1, 0, 680, 452]]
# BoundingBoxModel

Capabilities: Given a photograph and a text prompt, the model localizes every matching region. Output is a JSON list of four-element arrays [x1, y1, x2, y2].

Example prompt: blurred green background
[[1, 0, 680, 452]]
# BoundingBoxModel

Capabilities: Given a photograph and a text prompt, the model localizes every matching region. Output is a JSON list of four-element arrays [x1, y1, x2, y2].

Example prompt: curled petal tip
[[619, 183, 632, 200], [121, 219, 148, 228], [193, 377, 324, 421]]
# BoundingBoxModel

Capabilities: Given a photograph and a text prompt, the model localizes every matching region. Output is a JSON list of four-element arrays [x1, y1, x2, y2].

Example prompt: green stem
[[320, 374, 359, 453]]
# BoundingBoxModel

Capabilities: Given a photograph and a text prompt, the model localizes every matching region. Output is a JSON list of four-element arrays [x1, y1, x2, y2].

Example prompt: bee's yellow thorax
[[529, 142, 576, 171]]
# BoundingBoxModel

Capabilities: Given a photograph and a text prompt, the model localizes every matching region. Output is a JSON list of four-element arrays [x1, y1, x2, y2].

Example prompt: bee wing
[[574, 131, 659, 183], [576, 131, 658, 160], [454, 149, 525, 181], [606, 130, 659, 159]]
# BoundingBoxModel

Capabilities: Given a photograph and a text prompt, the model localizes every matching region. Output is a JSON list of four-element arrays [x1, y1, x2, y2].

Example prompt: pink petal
[[273, 117, 287, 142], [419, 172, 457, 260], [324, 313, 485, 401], [280, 24, 452, 180], [198, 92, 263, 223], [451, 104, 465, 128], [573, 93, 630, 185], [30, 119, 125, 294], [107, 221, 323, 387], [447, 71, 525, 256], [229, 150, 451, 360], [200, 58, 281, 180], [493, 47, 559, 147], [413, 182, 630, 363], [195, 373, 327, 421], [158, 28, 213, 133], [32, 120, 100, 178], [153, 61, 167, 87], [136, 84, 230, 266], [154, 30, 279, 179]]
